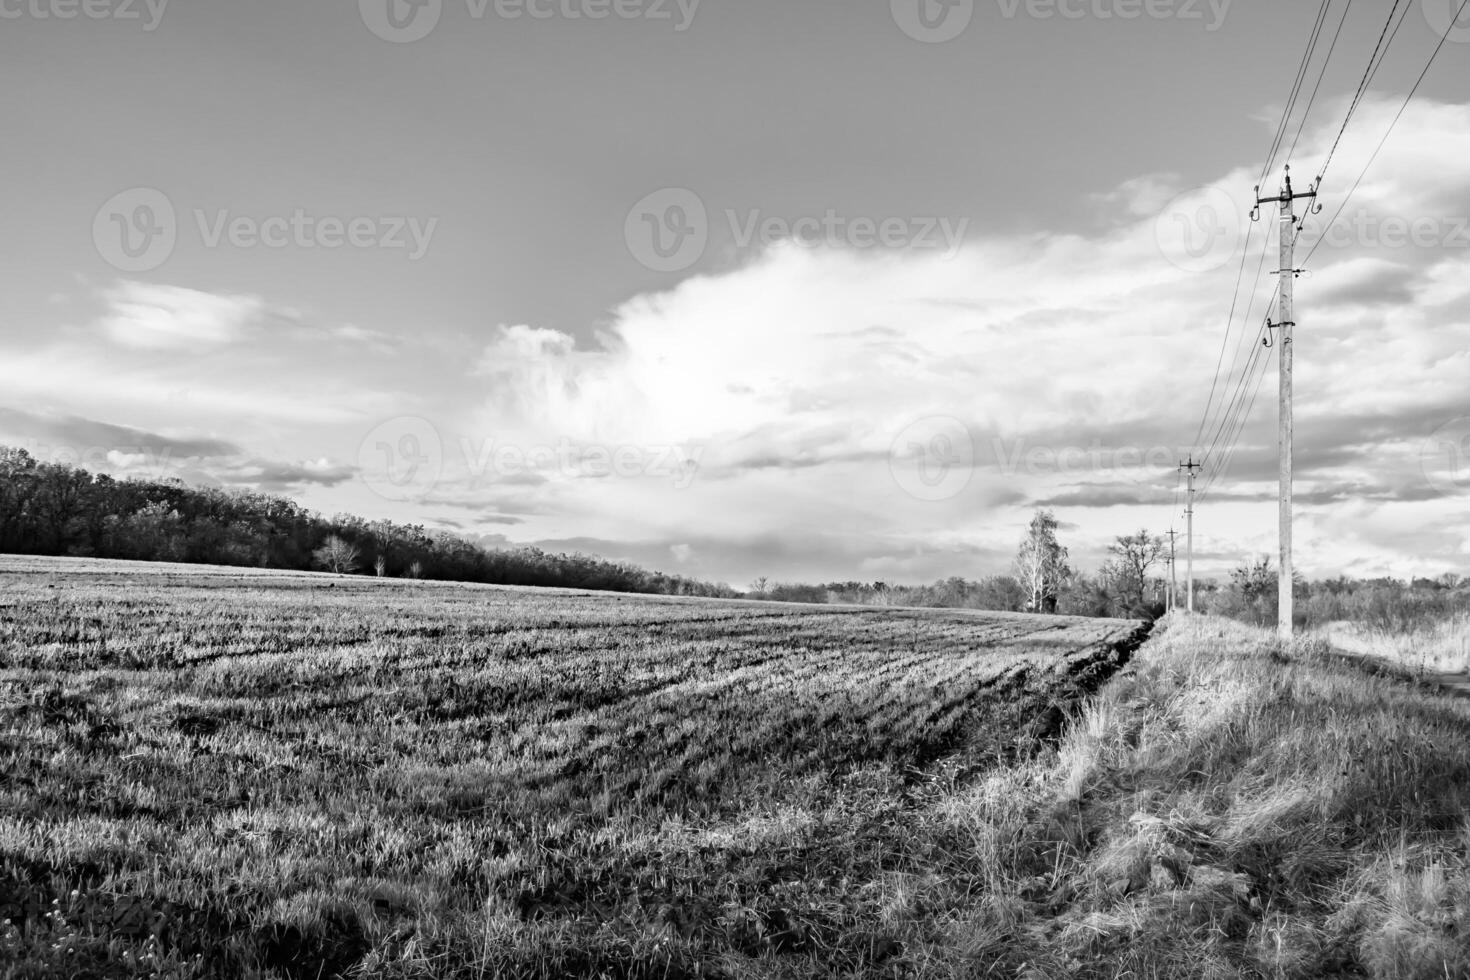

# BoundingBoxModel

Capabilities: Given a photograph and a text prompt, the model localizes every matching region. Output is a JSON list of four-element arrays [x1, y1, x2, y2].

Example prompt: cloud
[[440, 96, 1470, 581], [223, 457, 356, 491], [0, 405, 356, 494], [0, 406, 240, 459], [98, 281, 265, 351], [9, 96, 1467, 585]]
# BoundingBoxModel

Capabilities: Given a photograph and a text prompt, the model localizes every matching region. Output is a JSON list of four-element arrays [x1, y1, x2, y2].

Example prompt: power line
[[1191, 216, 1261, 451], [1307, 0, 1470, 265], [1198, 314, 1272, 486], [1197, 241, 1279, 465], [1198, 325, 1273, 500], [1260, 0, 1334, 185], [1193, 2, 1341, 462], [1316, 0, 1409, 185], [1286, 0, 1356, 163]]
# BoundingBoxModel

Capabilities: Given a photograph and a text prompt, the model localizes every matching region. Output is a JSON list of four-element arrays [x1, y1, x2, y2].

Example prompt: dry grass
[[0, 556, 1140, 979], [952, 613, 1470, 979], [6, 557, 1469, 978], [1316, 615, 1470, 677]]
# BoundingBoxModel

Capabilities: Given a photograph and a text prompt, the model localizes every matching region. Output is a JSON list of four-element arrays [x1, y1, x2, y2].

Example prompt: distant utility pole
[[1255, 165, 1319, 640], [1179, 457, 1201, 613], [1166, 528, 1179, 613]]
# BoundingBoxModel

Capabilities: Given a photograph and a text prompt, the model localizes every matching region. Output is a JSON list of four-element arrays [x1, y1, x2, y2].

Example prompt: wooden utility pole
[[1255, 166, 1318, 640], [1179, 457, 1201, 612]]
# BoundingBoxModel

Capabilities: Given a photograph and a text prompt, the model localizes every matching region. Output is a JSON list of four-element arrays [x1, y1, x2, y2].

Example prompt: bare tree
[[751, 576, 769, 596], [1014, 509, 1071, 613], [407, 560, 423, 580], [314, 535, 360, 574], [374, 554, 387, 577], [1102, 529, 1164, 616]]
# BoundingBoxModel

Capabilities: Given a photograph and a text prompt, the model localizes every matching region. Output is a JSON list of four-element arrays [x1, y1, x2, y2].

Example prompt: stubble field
[[0, 557, 1144, 979]]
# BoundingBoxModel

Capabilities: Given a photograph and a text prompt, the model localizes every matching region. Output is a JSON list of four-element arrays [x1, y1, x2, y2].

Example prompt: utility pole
[[1166, 528, 1179, 613], [1179, 457, 1201, 613], [1255, 165, 1318, 640]]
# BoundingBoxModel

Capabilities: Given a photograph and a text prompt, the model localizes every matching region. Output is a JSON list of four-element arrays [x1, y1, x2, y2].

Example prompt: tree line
[[7, 451, 1458, 624], [748, 508, 1469, 625], [748, 509, 1173, 619], [0, 447, 736, 597]]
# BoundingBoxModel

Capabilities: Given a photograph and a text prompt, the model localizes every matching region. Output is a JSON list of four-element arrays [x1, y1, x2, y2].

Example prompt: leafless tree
[[1101, 529, 1164, 616], [313, 535, 360, 574], [374, 554, 387, 577]]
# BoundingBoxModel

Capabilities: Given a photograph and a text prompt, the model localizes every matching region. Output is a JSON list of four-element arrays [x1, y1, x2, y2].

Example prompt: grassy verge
[[949, 612, 1470, 978], [1316, 615, 1470, 677]]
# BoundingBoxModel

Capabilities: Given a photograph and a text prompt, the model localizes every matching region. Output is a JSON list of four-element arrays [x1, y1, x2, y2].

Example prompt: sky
[[3, 0, 1470, 588]]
